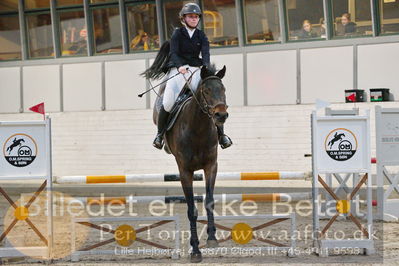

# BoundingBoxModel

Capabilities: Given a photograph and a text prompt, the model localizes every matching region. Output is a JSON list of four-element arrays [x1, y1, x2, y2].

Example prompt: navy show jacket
[[169, 27, 210, 68]]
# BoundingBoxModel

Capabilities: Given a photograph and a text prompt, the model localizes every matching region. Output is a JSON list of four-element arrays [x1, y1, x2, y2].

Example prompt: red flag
[[29, 102, 45, 120], [347, 93, 356, 102]]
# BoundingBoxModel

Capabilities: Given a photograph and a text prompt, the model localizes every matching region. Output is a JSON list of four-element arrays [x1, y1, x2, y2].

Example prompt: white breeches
[[162, 66, 201, 112]]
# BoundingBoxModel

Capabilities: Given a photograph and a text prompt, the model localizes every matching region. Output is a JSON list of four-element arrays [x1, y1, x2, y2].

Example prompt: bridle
[[199, 76, 228, 117], [184, 71, 228, 119]]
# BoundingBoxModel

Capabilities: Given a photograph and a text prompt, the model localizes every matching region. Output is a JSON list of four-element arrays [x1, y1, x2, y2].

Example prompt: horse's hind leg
[[180, 168, 202, 263], [204, 163, 218, 248]]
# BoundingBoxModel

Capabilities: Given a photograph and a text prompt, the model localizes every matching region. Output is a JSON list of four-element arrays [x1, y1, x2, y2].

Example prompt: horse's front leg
[[180, 168, 202, 263], [204, 162, 218, 248]]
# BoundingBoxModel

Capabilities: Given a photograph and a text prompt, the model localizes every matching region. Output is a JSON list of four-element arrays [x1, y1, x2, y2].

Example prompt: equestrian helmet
[[179, 3, 202, 17]]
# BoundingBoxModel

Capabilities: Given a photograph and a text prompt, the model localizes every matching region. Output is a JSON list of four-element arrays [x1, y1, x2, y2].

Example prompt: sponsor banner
[[313, 114, 370, 173], [0, 122, 48, 178], [325, 128, 357, 161]]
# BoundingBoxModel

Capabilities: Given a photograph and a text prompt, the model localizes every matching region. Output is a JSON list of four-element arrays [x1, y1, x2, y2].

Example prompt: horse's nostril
[[215, 112, 228, 120]]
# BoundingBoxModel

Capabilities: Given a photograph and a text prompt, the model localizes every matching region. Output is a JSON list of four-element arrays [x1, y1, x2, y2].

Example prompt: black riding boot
[[216, 125, 233, 149], [153, 106, 169, 149]]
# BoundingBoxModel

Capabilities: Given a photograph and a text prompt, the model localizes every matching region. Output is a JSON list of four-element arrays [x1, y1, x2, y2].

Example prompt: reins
[[183, 69, 223, 119]]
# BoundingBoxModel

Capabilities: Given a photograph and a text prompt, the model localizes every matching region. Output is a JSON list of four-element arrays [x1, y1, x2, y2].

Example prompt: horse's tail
[[141, 41, 170, 80]]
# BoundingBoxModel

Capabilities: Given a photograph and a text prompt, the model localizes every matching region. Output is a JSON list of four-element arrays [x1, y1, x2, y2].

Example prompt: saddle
[[155, 85, 192, 154], [166, 85, 193, 131]]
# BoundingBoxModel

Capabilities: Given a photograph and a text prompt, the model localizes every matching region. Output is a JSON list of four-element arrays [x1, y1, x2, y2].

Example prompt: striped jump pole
[[54, 171, 308, 184], [61, 192, 311, 205]]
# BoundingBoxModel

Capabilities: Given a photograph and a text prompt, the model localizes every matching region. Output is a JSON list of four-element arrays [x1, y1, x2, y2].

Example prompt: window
[[163, 0, 239, 47], [91, 6, 122, 54], [0, 1, 21, 61], [244, 0, 280, 44], [203, 0, 238, 46], [57, 0, 84, 6], [126, 2, 159, 52], [24, 0, 54, 58], [90, 0, 115, 3], [25, 0, 50, 10], [286, 0, 325, 41], [0, 15, 21, 60], [59, 10, 87, 56], [26, 13, 54, 58], [379, 0, 399, 34], [331, 0, 372, 37], [163, 0, 182, 38], [0, 0, 18, 12]]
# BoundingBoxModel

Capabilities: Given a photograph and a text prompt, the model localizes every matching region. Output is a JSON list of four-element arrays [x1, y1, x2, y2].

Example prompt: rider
[[152, 2, 233, 150]]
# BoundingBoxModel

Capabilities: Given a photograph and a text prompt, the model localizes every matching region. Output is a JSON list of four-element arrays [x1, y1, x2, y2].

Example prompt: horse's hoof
[[219, 135, 233, 149], [152, 136, 164, 149], [206, 239, 218, 248], [190, 253, 202, 263], [152, 142, 163, 150]]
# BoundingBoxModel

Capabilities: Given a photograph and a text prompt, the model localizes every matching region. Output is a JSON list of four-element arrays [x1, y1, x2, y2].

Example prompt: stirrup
[[219, 135, 232, 149]]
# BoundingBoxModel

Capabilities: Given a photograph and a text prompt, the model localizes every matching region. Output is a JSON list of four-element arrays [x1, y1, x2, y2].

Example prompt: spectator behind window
[[65, 26, 87, 55], [340, 13, 357, 35], [152, 34, 160, 49], [319, 18, 326, 37], [298, 20, 318, 39], [130, 30, 151, 51]]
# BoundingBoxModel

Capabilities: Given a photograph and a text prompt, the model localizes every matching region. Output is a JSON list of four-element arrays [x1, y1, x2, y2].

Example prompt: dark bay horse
[[143, 42, 229, 262]]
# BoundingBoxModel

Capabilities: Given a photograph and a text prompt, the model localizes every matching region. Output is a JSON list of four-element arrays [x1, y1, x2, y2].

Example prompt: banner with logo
[[312, 112, 371, 173], [0, 121, 49, 179]]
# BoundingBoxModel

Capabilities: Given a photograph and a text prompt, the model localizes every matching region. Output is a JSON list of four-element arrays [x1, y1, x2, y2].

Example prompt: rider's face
[[184, 13, 200, 28]]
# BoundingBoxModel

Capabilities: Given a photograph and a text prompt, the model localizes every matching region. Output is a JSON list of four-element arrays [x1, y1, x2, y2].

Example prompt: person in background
[[130, 30, 151, 50], [66, 26, 87, 55], [299, 20, 318, 39], [76, 27, 88, 54], [319, 17, 326, 37], [152, 35, 160, 49], [341, 13, 357, 35]]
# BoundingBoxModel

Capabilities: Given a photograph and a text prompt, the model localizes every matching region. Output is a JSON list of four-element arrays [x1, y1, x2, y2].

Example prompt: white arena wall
[[0, 40, 398, 176], [0, 102, 395, 176], [1, 42, 399, 113]]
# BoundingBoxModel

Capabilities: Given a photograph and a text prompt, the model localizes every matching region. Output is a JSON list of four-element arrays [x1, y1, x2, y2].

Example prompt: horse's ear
[[201, 65, 212, 79], [216, 65, 226, 79]]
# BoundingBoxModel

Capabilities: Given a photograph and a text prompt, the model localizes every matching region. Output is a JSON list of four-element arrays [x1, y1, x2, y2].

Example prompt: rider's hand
[[178, 66, 188, 74]]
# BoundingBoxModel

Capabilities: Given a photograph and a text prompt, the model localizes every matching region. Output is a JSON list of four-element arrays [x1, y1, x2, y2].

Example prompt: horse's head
[[199, 65, 228, 126]]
